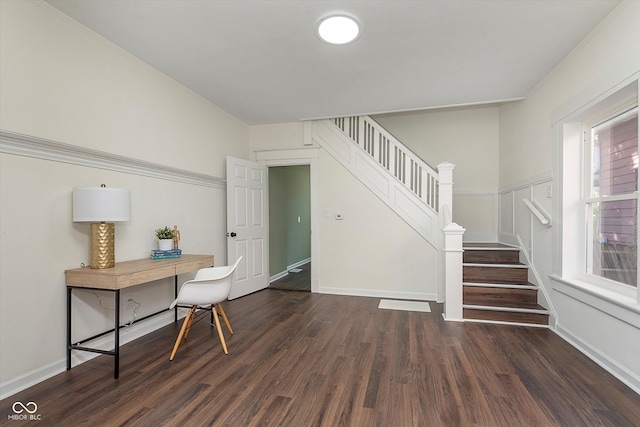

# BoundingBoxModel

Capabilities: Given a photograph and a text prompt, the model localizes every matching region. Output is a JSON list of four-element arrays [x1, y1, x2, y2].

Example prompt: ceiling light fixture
[[317, 14, 360, 45]]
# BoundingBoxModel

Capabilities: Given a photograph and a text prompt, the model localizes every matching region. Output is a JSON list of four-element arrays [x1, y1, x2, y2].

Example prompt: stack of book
[[150, 248, 182, 259]]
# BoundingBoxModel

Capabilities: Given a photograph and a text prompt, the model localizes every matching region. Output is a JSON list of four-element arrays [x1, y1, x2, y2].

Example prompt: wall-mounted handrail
[[523, 199, 552, 227]]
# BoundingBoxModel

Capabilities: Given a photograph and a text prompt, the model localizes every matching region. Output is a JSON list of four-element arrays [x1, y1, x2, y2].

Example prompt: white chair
[[169, 256, 243, 361]]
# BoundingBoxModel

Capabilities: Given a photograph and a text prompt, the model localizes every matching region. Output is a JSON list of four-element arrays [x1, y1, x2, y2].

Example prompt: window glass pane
[[591, 110, 638, 198], [588, 199, 637, 287]]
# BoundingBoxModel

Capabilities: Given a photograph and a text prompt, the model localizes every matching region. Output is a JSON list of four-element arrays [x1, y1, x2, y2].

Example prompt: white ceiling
[[47, 0, 620, 125]]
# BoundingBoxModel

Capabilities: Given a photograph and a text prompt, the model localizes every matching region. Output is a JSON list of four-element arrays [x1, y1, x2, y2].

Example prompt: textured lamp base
[[90, 222, 115, 269]]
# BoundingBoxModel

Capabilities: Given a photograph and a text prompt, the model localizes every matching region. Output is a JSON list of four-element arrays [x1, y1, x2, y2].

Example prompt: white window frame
[[554, 77, 639, 305], [582, 107, 638, 291]]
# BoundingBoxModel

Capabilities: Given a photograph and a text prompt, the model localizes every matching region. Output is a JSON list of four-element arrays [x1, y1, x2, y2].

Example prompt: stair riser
[[464, 287, 538, 306], [464, 308, 549, 325], [463, 266, 528, 284], [463, 250, 519, 264]]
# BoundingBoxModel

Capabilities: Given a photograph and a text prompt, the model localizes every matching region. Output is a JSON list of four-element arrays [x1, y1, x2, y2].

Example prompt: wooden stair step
[[463, 286, 538, 306], [464, 258, 521, 265], [463, 264, 529, 284], [463, 281, 537, 288], [461, 242, 549, 327], [463, 305, 549, 325], [463, 249, 520, 264], [464, 299, 545, 311], [463, 262, 527, 267], [463, 243, 517, 249]]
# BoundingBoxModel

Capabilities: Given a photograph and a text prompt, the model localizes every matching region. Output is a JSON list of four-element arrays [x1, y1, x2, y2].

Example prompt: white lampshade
[[73, 186, 131, 222]]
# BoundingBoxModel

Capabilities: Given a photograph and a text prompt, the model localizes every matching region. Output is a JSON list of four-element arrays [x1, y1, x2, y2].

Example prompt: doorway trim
[[256, 147, 320, 293]]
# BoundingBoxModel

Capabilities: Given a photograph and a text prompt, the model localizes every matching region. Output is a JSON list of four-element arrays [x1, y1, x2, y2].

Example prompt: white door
[[226, 156, 269, 299]]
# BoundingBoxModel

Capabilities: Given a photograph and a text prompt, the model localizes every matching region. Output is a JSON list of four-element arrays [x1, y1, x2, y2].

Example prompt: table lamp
[[73, 184, 131, 269]]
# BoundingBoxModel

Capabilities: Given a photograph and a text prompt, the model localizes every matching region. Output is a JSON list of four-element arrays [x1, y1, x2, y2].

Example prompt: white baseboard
[[288, 258, 310, 270], [318, 286, 436, 302], [0, 311, 178, 400], [555, 325, 640, 395], [269, 258, 311, 283], [269, 270, 289, 283], [0, 359, 63, 402]]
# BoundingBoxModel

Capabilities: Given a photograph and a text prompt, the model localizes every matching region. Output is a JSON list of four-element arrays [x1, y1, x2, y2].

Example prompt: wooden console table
[[65, 254, 214, 379]]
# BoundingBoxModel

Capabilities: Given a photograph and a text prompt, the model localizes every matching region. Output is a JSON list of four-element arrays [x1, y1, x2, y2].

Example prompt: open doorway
[[268, 165, 311, 292]]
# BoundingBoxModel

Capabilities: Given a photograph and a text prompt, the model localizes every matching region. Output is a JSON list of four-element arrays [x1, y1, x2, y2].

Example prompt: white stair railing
[[332, 116, 439, 213]]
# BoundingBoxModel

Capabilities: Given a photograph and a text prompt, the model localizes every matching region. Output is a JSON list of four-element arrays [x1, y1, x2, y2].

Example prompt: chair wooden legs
[[169, 306, 196, 361], [211, 306, 228, 355], [170, 304, 233, 360], [217, 303, 233, 335], [183, 309, 195, 340]]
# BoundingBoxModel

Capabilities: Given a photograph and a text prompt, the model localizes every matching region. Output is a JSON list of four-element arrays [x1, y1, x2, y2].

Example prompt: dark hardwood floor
[[269, 263, 311, 292], [2, 289, 640, 426]]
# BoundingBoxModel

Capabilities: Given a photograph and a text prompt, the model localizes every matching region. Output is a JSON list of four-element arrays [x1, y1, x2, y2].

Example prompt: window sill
[[550, 274, 640, 328]]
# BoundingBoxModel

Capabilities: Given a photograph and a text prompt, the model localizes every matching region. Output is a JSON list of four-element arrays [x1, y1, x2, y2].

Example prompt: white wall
[[250, 122, 305, 155], [498, 0, 640, 392], [317, 150, 438, 299], [374, 106, 500, 241], [0, 0, 249, 396]]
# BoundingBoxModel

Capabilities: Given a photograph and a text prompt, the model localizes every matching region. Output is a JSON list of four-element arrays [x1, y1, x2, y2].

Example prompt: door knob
[[227, 232, 237, 237]]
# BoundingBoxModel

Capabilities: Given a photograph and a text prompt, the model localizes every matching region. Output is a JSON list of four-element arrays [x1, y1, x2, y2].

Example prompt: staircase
[[312, 116, 550, 325], [462, 243, 549, 326], [312, 116, 452, 250]]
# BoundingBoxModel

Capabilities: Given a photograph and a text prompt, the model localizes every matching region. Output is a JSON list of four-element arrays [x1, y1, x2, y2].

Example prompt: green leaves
[[155, 226, 174, 239]]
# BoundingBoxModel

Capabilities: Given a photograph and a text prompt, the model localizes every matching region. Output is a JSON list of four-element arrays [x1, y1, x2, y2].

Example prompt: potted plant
[[155, 226, 174, 250]]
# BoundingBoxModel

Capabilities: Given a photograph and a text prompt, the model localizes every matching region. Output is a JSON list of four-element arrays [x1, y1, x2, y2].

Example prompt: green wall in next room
[[269, 165, 311, 277]]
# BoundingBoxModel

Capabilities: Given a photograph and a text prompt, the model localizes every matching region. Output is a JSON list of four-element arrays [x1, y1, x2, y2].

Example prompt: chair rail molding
[[0, 130, 226, 189]]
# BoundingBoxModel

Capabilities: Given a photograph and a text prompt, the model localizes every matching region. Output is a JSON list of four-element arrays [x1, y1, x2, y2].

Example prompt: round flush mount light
[[317, 14, 360, 45]]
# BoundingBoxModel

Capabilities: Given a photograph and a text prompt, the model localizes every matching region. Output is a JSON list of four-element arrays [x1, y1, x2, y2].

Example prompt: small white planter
[[158, 239, 173, 250]]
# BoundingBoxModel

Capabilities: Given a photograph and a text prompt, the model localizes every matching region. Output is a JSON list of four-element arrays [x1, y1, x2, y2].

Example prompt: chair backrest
[[171, 256, 243, 308]]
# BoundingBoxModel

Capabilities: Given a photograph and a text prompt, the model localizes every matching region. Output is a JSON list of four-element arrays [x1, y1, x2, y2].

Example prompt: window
[[558, 78, 639, 301], [585, 107, 638, 288]]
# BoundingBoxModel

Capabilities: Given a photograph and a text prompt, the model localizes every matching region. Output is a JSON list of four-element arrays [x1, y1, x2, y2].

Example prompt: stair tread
[[463, 243, 519, 250], [464, 300, 547, 311], [464, 261, 527, 266], [463, 308, 549, 325], [464, 281, 537, 288]]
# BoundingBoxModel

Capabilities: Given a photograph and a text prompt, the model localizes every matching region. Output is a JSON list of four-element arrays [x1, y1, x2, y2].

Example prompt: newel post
[[443, 222, 466, 322], [437, 162, 455, 302]]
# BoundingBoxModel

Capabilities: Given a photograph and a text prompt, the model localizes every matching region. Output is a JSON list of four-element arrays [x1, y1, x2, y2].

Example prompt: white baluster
[[437, 162, 455, 224], [328, 115, 449, 214], [421, 170, 430, 207], [388, 139, 395, 174], [350, 116, 357, 141]]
